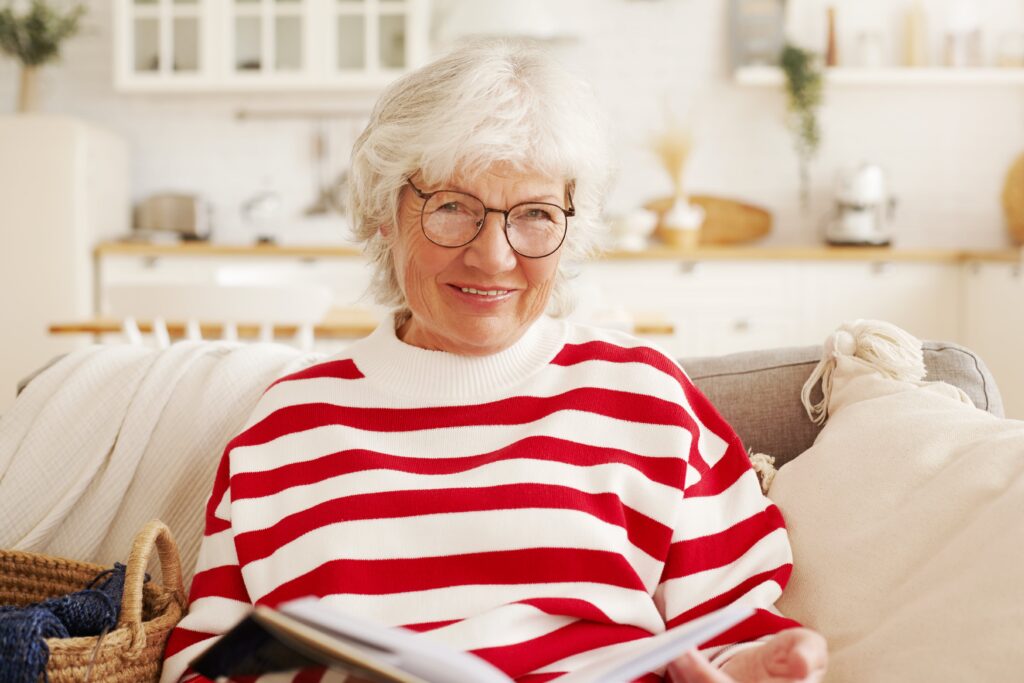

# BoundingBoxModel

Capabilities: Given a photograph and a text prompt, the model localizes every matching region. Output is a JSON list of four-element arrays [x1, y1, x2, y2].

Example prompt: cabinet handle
[[733, 318, 750, 332], [870, 261, 890, 275]]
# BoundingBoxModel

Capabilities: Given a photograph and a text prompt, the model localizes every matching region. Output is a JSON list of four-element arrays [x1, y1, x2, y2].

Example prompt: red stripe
[[230, 436, 686, 500], [256, 548, 646, 606], [292, 669, 327, 682], [683, 437, 754, 498], [700, 608, 801, 649], [662, 505, 786, 580], [188, 564, 251, 604], [551, 340, 676, 373], [162, 627, 217, 660], [516, 675, 660, 683], [401, 618, 460, 632], [472, 620, 653, 679], [266, 359, 364, 390], [229, 388, 692, 449], [204, 450, 232, 536], [234, 484, 671, 565], [516, 597, 614, 624], [665, 564, 793, 629]]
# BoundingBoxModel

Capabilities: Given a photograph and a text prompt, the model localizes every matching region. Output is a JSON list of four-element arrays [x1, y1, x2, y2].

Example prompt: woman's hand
[[667, 628, 827, 683]]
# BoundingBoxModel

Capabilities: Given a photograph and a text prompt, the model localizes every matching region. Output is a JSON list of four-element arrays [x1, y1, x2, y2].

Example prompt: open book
[[191, 598, 752, 683]]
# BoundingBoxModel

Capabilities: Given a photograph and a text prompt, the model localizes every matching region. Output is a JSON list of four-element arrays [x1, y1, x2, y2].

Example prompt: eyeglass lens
[[421, 191, 567, 257]]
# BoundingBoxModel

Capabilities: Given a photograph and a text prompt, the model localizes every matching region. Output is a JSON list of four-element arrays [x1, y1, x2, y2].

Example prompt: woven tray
[[0, 520, 186, 682], [644, 194, 773, 246]]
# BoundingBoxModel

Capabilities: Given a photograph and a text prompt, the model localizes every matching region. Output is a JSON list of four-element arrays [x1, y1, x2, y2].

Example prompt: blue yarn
[[0, 563, 134, 683]]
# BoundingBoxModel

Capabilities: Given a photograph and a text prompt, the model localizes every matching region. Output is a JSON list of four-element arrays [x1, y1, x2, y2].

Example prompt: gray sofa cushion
[[683, 341, 1005, 468]]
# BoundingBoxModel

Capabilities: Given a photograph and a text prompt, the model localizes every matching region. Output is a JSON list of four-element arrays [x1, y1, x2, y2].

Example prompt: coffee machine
[[825, 164, 897, 246]]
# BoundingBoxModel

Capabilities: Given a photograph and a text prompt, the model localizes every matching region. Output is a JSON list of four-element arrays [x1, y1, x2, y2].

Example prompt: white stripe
[[252, 354, 689, 417], [314, 582, 663, 631], [239, 508, 665, 601], [230, 457, 681, 532], [659, 528, 791, 620], [229, 411, 693, 474], [192, 528, 238, 573], [422, 602, 575, 651], [672, 470, 771, 542], [179, 595, 252, 632]]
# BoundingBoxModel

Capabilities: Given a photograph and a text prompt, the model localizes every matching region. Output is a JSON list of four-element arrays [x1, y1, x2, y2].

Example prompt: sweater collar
[[347, 312, 567, 400]]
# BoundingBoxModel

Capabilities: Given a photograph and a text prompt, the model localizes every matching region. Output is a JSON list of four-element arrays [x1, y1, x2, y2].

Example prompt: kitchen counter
[[94, 241, 1023, 264]]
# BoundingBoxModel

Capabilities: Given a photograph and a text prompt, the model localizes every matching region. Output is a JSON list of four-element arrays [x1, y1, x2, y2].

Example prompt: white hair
[[348, 38, 612, 317]]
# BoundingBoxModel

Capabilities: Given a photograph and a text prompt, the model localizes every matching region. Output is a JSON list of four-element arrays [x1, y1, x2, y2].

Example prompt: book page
[[556, 606, 754, 683]]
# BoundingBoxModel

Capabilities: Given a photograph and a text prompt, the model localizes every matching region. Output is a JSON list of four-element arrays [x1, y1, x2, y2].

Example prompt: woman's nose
[[463, 212, 518, 273]]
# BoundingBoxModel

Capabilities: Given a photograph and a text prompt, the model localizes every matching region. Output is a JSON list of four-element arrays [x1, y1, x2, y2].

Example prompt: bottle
[[904, 0, 929, 67], [825, 6, 839, 67]]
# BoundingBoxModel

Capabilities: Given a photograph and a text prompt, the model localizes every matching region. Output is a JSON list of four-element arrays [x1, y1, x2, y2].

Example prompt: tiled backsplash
[[1, 0, 1022, 249]]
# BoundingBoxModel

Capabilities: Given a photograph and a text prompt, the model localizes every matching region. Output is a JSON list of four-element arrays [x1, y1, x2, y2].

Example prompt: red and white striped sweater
[[160, 315, 799, 683]]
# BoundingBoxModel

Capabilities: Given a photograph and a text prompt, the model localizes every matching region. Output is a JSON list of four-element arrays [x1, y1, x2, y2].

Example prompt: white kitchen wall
[[1, 0, 1023, 248]]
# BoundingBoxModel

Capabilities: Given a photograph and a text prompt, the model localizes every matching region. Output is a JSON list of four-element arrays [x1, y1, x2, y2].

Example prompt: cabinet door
[[801, 262, 961, 346], [326, 0, 429, 87], [962, 263, 1024, 420], [114, 0, 218, 90], [225, 0, 316, 83], [575, 261, 801, 358]]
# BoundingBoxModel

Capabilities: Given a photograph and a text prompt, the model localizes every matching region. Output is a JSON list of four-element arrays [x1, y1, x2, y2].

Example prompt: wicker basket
[[0, 520, 187, 682]]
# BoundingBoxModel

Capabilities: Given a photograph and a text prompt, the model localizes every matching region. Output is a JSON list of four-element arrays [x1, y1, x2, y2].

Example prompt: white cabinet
[[114, 0, 429, 91], [962, 262, 1024, 420], [801, 262, 962, 345]]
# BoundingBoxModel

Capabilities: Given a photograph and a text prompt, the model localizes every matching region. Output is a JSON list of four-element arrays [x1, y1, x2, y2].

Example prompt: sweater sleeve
[[159, 443, 253, 683], [654, 372, 801, 664]]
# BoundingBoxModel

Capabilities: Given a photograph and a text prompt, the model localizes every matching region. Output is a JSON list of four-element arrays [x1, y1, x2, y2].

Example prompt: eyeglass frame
[[405, 178, 575, 259]]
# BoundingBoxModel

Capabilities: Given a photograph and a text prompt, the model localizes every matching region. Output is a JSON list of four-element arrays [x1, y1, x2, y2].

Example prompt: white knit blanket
[[0, 341, 321, 586]]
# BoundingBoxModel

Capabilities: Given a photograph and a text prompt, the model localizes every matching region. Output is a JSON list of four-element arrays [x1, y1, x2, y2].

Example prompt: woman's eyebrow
[[448, 185, 563, 205]]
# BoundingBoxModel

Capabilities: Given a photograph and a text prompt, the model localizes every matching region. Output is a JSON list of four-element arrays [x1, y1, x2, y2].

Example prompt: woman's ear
[[380, 223, 394, 240]]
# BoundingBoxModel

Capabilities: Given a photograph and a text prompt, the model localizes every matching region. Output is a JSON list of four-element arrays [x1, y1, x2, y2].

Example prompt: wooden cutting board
[[644, 195, 772, 245], [1002, 152, 1024, 245]]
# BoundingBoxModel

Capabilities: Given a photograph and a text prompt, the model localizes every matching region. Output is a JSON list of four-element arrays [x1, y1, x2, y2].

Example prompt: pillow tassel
[[801, 319, 925, 425]]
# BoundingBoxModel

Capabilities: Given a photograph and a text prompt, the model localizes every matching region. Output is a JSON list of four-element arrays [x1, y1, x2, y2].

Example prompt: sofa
[[2, 331, 1016, 682]]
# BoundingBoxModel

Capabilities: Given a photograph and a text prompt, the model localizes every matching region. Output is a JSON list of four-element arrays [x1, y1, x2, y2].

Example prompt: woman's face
[[388, 164, 566, 356]]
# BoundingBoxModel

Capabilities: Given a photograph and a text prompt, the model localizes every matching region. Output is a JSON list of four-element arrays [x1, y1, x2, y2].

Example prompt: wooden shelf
[[735, 65, 1024, 87], [95, 240, 1023, 264]]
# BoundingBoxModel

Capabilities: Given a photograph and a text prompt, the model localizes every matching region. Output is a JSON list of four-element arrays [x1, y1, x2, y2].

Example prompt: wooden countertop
[[94, 240, 1023, 263], [49, 310, 675, 339]]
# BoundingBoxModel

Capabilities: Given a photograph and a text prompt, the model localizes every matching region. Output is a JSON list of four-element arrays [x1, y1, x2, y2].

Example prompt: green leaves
[[780, 43, 824, 206], [0, 0, 86, 67], [780, 43, 824, 161]]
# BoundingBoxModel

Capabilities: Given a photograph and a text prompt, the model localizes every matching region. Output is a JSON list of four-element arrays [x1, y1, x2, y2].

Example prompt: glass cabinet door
[[332, 0, 423, 78], [228, 0, 312, 78], [121, 0, 209, 84]]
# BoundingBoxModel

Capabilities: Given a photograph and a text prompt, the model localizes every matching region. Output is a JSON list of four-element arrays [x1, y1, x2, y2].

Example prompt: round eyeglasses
[[407, 179, 574, 258]]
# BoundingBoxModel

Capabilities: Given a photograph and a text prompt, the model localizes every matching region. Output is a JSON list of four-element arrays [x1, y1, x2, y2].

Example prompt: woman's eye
[[525, 208, 555, 221], [439, 202, 462, 212]]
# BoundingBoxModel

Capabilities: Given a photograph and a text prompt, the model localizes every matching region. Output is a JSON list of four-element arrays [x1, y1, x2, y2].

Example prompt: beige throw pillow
[[769, 320, 1024, 682]]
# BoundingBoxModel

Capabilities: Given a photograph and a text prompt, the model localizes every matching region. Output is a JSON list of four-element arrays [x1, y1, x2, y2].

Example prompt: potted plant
[[0, 0, 86, 113], [780, 42, 824, 209]]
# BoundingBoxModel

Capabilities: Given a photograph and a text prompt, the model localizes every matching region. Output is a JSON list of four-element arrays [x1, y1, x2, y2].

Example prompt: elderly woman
[[161, 41, 827, 683]]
